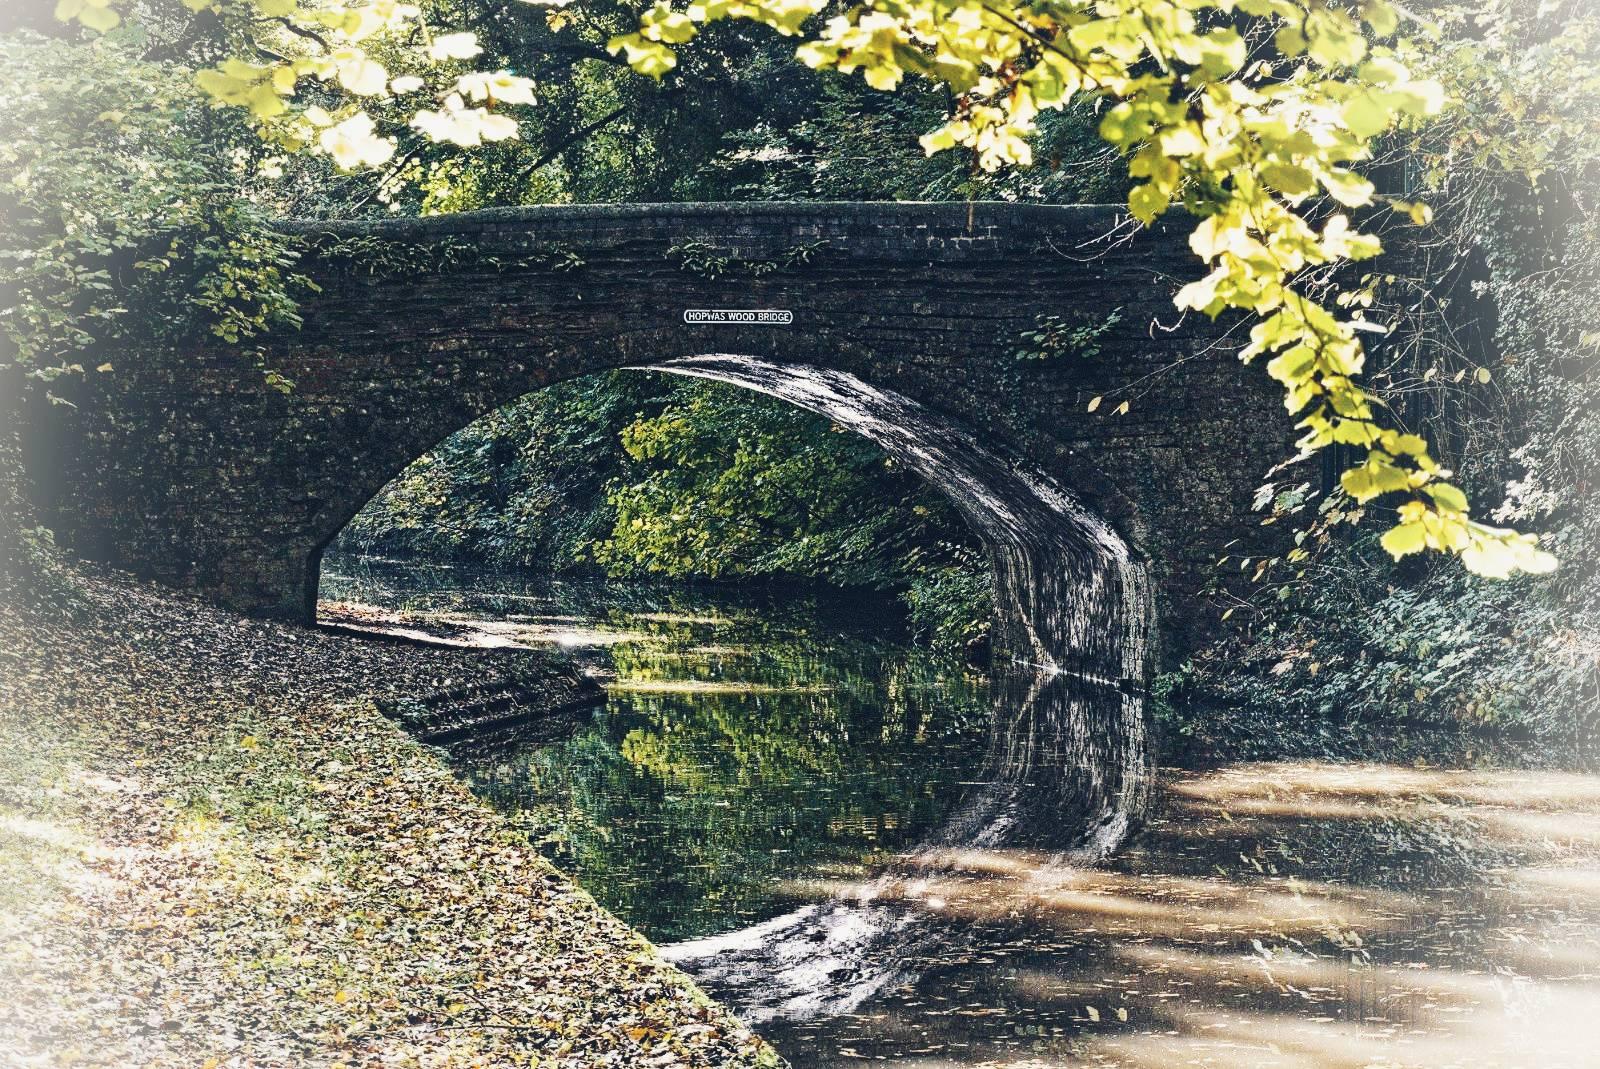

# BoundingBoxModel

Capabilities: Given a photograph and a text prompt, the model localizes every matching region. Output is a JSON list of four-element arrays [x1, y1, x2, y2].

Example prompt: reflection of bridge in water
[[666, 663, 1152, 1022]]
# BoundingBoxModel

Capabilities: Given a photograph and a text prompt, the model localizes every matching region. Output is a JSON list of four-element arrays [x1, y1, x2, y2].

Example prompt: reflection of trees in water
[[665, 664, 1153, 1022], [450, 627, 993, 943], [603, 628, 954, 692], [319, 556, 912, 641]]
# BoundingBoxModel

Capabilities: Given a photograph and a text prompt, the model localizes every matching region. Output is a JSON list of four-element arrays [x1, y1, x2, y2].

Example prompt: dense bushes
[[1158, 5, 1598, 758], [334, 372, 995, 653], [0, 33, 307, 389]]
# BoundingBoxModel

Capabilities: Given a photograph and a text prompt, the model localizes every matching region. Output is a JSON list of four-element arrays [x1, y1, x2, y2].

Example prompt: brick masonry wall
[[19, 201, 1298, 673]]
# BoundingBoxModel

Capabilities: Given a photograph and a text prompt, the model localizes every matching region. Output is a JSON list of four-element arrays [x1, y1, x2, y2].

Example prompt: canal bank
[[0, 566, 777, 1068], [318, 558, 1600, 1069]]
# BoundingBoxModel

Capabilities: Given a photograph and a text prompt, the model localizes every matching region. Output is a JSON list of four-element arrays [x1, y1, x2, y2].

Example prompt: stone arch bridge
[[23, 202, 1296, 695]]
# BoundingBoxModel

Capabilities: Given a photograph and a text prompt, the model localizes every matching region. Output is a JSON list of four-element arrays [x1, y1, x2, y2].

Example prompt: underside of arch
[[648, 355, 1152, 692]]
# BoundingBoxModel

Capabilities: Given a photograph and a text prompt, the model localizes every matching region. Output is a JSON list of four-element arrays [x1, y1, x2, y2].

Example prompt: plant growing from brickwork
[[667, 237, 828, 278], [1015, 308, 1123, 361], [49, 0, 1568, 578]]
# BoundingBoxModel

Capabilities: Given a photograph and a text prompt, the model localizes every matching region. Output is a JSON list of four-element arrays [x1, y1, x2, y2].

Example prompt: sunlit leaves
[[1459, 528, 1557, 578], [1378, 496, 1556, 576], [196, 59, 296, 120], [153, 3, 524, 160], [412, 95, 519, 147], [1319, 167, 1376, 208], [1361, 0, 1399, 38], [428, 32, 483, 62], [607, 0, 828, 78], [456, 71, 538, 107], [1342, 92, 1393, 139], [1341, 453, 1416, 502], [1124, 183, 1164, 224], [333, 49, 388, 96], [319, 113, 396, 170], [299, 103, 398, 168], [54, 0, 120, 32], [1303, 5, 1367, 68], [1321, 215, 1382, 260], [1379, 518, 1427, 557], [612, 37, 679, 78], [51, 0, 1555, 577]]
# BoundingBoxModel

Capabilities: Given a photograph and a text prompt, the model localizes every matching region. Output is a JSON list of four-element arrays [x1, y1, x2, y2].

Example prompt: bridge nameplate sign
[[683, 309, 793, 325]]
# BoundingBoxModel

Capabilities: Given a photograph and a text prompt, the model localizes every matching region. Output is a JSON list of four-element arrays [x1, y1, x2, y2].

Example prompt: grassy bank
[[0, 568, 777, 1068]]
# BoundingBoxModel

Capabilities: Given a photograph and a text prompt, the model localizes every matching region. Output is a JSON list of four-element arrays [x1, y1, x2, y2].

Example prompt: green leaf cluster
[[0, 33, 308, 387], [591, 378, 984, 606]]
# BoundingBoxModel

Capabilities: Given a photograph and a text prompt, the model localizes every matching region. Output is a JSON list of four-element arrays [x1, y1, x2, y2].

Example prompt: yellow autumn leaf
[[336, 54, 389, 96], [429, 32, 482, 61], [1380, 521, 1427, 559]]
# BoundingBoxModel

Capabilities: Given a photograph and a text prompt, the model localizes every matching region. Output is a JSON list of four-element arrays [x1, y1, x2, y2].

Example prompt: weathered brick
[[19, 202, 1296, 678]]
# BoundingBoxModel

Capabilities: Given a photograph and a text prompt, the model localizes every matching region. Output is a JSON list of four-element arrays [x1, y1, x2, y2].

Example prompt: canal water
[[321, 557, 1600, 1069]]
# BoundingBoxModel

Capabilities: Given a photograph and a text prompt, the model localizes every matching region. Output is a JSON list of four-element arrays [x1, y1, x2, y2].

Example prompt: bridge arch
[[316, 354, 1151, 689], [640, 356, 1149, 686], [21, 201, 1293, 685]]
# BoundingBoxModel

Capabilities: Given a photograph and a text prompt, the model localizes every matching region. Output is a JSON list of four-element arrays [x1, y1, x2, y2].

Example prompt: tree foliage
[[49, 0, 1566, 578], [338, 373, 656, 568], [0, 31, 307, 388], [339, 373, 994, 650], [592, 379, 970, 586], [1162, 1, 1597, 748]]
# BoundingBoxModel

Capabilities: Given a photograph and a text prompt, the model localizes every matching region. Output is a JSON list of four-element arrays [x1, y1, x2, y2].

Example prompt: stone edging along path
[[0, 568, 778, 1068]]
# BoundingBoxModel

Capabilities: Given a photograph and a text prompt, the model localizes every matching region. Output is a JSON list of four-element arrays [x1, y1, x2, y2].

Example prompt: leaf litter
[[0, 566, 779, 1068]]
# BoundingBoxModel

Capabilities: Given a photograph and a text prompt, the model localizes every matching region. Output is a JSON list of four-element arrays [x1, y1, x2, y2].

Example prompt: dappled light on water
[[319, 560, 1600, 1067], [759, 761, 1600, 1068]]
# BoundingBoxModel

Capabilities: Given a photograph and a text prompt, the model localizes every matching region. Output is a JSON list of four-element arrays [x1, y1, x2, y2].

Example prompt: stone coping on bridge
[[276, 199, 1160, 243]]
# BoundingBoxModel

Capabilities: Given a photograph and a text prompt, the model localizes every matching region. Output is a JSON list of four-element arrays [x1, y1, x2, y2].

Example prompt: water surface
[[321, 559, 996, 942], [320, 558, 1600, 1068]]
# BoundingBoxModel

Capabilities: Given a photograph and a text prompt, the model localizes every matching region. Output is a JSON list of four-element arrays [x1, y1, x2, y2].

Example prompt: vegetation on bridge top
[[0, 3, 1595, 1064]]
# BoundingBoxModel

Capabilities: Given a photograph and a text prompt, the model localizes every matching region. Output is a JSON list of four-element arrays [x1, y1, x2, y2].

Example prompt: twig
[[515, 103, 630, 179]]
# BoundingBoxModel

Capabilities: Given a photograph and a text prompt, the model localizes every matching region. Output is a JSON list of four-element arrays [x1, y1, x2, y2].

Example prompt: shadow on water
[[756, 763, 1600, 1069], [664, 668, 1154, 1023], [320, 557, 1600, 1068]]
